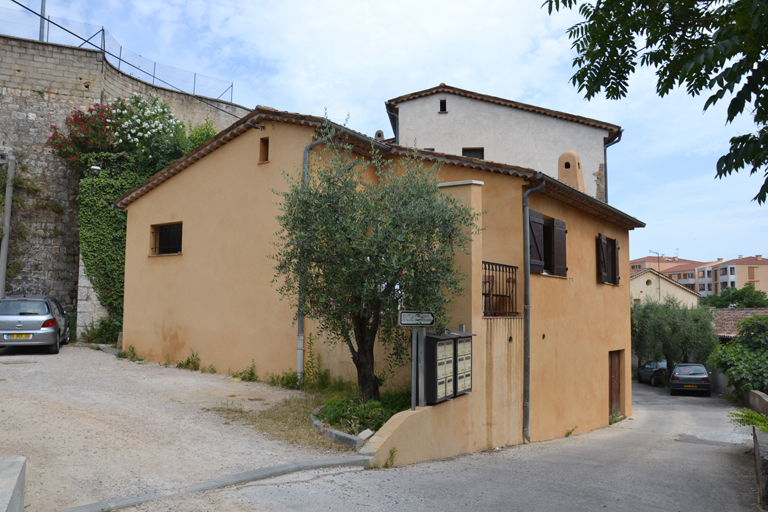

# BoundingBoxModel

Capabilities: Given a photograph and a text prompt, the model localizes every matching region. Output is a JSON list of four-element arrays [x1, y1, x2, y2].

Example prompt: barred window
[[151, 223, 182, 255]]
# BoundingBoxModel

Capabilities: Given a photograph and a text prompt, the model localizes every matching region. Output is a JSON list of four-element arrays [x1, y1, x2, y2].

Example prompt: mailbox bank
[[423, 331, 475, 405]]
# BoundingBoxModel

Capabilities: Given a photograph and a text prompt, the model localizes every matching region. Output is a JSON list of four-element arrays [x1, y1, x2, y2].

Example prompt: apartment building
[[629, 256, 701, 273]]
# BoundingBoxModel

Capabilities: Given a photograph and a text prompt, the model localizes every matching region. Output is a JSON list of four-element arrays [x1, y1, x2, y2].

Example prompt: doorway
[[609, 350, 621, 418]]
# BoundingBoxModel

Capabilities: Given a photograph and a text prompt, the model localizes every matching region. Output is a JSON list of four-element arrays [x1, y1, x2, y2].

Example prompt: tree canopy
[[546, 0, 768, 203], [709, 314, 768, 393], [632, 296, 719, 371], [272, 125, 481, 401], [700, 282, 768, 308]]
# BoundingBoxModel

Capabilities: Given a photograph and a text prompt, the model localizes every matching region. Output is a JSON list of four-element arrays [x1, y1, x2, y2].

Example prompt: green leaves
[[272, 124, 481, 401], [700, 282, 768, 308], [546, 0, 768, 203], [709, 316, 768, 393]]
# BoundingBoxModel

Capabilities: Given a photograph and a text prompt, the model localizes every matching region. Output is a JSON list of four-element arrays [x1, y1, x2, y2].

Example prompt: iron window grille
[[151, 223, 183, 255], [482, 261, 518, 316]]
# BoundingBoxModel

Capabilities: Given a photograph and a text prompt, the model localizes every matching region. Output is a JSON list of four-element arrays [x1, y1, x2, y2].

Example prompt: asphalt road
[[138, 381, 759, 511]]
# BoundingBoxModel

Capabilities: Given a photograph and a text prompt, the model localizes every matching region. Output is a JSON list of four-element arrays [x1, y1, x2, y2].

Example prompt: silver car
[[670, 363, 711, 397], [0, 295, 71, 354]]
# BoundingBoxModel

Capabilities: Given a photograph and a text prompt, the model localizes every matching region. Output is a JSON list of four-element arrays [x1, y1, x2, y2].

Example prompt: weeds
[[729, 408, 768, 433], [565, 426, 578, 437], [269, 370, 299, 388], [164, 355, 172, 367], [609, 408, 626, 425], [116, 345, 143, 361], [232, 360, 259, 381], [316, 388, 410, 435], [176, 350, 201, 371]]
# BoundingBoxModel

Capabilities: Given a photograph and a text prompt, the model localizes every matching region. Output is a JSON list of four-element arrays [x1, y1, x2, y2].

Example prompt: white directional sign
[[399, 310, 436, 327]]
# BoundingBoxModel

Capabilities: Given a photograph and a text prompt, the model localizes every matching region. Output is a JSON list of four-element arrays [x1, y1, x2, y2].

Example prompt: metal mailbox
[[424, 331, 475, 405]]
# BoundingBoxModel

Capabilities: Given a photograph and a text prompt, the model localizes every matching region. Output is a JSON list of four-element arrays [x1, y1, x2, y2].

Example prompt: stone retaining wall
[[0, 34, 249, 321]]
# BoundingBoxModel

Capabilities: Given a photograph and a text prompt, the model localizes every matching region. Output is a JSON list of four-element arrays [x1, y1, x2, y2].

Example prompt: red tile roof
[[385, 84, 621, 136], [629, 256, 696, 264], [629, 268, 700, 297], [712, 308, 768, 338], [717, 256, 768, 266], [661, 261, 712, 273]]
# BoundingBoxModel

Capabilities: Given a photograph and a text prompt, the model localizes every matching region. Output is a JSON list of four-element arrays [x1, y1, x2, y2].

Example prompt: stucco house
[[630, 268, 700, 308], [115, 107, 644, 465], [384, 84, 622, 202]]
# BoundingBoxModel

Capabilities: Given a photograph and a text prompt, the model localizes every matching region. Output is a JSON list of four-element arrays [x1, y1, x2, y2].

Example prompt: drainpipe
[[603, 129, 623, 204], [297, 132, 329, 383], [523, 174, 546, 443]]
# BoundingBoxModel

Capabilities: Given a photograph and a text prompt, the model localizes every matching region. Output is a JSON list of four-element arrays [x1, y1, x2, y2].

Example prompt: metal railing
[[482, 261, 518, 317], [0, 5, 234, 102]]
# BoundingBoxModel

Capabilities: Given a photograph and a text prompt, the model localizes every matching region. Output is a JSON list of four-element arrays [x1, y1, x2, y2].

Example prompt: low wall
[[754, 427, 768, 509], [0, 456, 25, 512], [747, 390, 768, 417]]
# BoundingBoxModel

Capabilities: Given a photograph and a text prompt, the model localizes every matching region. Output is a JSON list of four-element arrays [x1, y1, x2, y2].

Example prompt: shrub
[[729, 408, 768, 433], [233, 360, 259, 382], [176, 350, 201, 371], [316, 388, 410, 435]]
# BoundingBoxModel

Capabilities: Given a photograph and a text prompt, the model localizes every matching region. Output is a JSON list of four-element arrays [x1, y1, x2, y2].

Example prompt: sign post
[[399, 311, 435, 410]]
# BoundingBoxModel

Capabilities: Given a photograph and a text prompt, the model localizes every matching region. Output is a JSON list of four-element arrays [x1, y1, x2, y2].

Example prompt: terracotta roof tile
[[661, 261, 713, 273], [712, 308, 768, 338], [717, 256, 768, 266]]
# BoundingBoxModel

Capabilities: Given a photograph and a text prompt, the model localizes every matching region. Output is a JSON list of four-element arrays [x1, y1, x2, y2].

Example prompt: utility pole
[[649, 250, 661, 300], [38, 0, 46, 42], [0, 155, 16, 298]]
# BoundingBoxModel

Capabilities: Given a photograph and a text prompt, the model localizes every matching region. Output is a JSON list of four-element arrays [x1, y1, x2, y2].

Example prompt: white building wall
[[396, 94, 611, 199]]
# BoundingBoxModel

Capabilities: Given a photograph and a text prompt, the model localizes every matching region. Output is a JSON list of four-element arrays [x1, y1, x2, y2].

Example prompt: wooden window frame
[[597, 233, 620, 285], [530, 209, 567, 277]]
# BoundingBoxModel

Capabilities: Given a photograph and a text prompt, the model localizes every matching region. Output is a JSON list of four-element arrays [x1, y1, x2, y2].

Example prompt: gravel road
[[0, 344, 332, 512]]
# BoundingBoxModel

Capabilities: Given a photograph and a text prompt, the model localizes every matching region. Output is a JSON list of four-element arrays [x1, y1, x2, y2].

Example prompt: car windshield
[[675, 366, 707, 376], [0, 300, 50, 315]]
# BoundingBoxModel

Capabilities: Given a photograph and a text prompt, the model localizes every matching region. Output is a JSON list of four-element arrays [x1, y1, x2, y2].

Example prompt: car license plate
[[683, 384, 698, 388], [5, 334, 31, 339]]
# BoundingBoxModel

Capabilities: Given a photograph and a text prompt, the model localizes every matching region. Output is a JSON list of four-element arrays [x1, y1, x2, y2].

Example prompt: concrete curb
[[54, 456, 372, 512], [310, 407, 366, 450], [754, 427, 768, 510], [0, 456, 25, 512]]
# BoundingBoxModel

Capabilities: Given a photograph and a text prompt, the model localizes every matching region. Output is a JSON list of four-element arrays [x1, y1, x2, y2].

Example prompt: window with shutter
[[529, 210, 544, 274], [596, 233, 620, 284], [529, 210, 567, 277]]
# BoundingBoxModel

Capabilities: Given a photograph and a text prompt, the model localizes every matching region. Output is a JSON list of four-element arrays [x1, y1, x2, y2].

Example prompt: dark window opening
[[597, 233, 620, 284], [482, 261, 518, 316], [259, 137, 269, 163], [439, 99, 447, 112], [564, 162, 571, 169], [529, 210, 567, 277], [462, 147, 484, 160], [151, 223, 183, 255]]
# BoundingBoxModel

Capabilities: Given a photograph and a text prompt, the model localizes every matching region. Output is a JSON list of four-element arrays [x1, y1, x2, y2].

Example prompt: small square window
[[462, 147, 484, 160], [708, 283, 712, 291], [151, 223, 183, 255], [730, 267, 735, 275], [731, 281, 736, 287], [439, 99, 447, 112], [699, 284, 705, 291], [259, 137, 269, 163]]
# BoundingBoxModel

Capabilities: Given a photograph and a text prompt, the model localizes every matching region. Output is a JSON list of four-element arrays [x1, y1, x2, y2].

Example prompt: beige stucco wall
[[396, 94, 611, 200], [630, 274, 699, 308], [734, 263, 768, 293], [123, 120, 636, 463]]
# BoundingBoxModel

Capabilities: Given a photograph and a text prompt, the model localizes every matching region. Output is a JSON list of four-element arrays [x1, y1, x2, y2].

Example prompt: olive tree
[[272, 126, 481, 402]]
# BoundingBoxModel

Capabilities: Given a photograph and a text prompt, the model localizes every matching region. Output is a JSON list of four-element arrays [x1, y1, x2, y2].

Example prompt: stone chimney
[[558, 151, 584, 192], [717, 258, 723, 262], [758, 255, 763, 261]]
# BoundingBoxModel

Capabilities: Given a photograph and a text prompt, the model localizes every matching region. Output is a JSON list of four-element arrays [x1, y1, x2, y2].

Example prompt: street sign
[[399, 310, 435, 327]]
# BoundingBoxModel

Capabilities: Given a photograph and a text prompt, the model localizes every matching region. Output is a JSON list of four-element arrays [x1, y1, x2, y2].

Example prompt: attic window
[[259, 137, 269, 163], [439, 99, 447, 112], [564, 162, 571, 169], [597, 234, 620, 284], [462, 148, 484, 160]]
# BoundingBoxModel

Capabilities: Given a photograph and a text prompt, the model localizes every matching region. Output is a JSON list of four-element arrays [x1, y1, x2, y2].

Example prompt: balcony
[[482, 261, 518, 316]]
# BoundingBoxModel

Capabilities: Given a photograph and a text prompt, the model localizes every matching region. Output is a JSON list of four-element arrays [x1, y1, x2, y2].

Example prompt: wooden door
[[609, 351, 621, 417]]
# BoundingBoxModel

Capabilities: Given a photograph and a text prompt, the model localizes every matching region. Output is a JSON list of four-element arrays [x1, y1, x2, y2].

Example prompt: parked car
[[637, 361, 667, 386], [0, 295, 71, 354], [670, 363, 711, 397]]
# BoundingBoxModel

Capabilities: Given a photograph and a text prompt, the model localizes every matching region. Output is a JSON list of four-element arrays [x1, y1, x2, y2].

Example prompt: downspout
[[603, 129, 623, 204], [523, 174, 546, 443], [297, 132, 329, 383]]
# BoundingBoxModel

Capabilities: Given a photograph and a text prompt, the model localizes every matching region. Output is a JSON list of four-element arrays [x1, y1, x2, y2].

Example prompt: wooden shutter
[[529, 210, 544, 274], [597, 234, 608, 283], [553, 219, 567, 277], [612, 238, 620, 284]]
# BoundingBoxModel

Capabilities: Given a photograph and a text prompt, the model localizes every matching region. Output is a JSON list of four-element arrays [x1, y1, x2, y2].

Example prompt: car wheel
[[62, 326, 71, 345], [650, 376, 657, 387], [48, 338, 59, 354]]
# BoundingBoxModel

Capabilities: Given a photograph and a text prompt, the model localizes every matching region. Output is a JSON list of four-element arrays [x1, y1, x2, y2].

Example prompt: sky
[[6, 0, 767, 262]]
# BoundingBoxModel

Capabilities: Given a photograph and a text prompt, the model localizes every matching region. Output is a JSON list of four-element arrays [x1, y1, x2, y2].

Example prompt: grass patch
[[730, 408, 768, 433], [609, 408, 626, 425], [209, 387, 358, 452], [315, 388, 410, 436], [232, 360, 259, 382]]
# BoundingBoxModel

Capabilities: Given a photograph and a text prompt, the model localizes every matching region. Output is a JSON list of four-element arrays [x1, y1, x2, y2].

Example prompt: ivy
[[48, 95, 218, 336]]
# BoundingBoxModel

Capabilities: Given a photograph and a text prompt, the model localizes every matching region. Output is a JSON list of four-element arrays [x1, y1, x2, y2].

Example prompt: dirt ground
[[0, 344, 335, 512]]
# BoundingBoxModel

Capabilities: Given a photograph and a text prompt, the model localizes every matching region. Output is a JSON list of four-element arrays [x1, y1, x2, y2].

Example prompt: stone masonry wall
[[0, 34, 250, 326]]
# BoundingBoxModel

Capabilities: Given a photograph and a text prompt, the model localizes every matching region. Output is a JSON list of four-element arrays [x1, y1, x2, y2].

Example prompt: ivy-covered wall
[[0, 34, 248, 314]]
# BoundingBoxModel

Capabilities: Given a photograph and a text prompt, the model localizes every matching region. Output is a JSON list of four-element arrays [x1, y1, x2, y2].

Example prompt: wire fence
[[0, 5, 234, 101]]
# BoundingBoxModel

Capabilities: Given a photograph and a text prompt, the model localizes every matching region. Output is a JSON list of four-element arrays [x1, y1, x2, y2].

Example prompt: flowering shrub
[[46, 104, 115, 173]]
